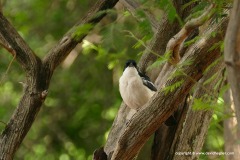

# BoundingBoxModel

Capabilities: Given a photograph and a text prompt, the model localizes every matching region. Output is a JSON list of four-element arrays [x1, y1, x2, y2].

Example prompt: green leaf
[[184, 36, 200, 47], [71, 24, 93, 41], [168, 4, 177, 23], [204, 57, 222, 75], [82, 40, 97, 55], [162, 79, 184, 94], [147, 51, 171, 71], [203, 72, 219, 86], [192, 98, 214, 111]]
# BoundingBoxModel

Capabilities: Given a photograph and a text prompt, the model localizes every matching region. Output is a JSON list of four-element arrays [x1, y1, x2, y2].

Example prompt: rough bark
[[0, 0, 119, 159], [151, 96, 189, 160], [224, 0, 240, 131]]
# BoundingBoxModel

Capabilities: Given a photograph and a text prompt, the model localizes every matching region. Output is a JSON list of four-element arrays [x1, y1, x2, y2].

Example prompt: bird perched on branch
[[119, 60, 157, 110], [119, 60, 176, 126]]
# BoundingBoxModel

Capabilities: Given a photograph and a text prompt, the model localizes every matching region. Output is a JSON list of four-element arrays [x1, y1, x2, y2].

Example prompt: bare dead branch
[[110, 16, 228, 160], [119, 0, 158, 32], [167, 4, 215, 64], [43, 0, 119, 74]]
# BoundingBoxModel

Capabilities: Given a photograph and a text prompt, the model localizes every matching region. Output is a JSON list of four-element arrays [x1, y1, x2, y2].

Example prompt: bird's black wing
[[138, 72, 157, 91]]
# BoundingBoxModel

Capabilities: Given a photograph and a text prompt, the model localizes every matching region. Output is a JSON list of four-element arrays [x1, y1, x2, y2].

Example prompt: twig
[[0, 120, 7, 126], [0, 51, 16, 85], [124, 30, 159, 57]]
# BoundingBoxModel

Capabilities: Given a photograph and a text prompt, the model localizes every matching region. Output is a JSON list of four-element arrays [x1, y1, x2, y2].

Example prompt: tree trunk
[[224, 0, 240, 132]]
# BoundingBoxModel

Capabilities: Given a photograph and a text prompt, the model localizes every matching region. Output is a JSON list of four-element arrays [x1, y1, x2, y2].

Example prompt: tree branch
[[167, 4, 215, 64], [0, 33, 15, 56], [138, 0, 197, 77], [43, 0, 119, 74], [0, 12, 41, 72], [110, 16, 228, 160]]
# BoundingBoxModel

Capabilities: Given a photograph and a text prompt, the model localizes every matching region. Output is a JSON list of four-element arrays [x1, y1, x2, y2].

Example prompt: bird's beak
[[129, 63, 134, 67]]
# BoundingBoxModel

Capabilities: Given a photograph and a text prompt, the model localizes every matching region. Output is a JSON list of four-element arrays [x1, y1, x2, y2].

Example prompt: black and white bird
[[119, 60, 157, 110], [119, 60, 176, 125]]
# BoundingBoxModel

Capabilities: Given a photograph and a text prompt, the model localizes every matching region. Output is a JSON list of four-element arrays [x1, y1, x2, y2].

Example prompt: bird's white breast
[[119, 67, 155, 110]]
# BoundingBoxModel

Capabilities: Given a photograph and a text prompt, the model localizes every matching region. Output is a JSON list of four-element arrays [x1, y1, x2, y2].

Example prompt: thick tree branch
[[110, 17, 228, 160], [224, 0, 240, 131], [0, 33, 15, 56], [151, 94, 189, 160]]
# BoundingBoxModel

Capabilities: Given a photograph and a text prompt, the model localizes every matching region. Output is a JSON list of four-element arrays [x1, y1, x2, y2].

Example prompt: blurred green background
[[0, 0, 227, 160]]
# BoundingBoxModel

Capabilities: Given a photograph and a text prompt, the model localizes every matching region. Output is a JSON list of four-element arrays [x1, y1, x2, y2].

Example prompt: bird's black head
[[124, 60, 137, 69]]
